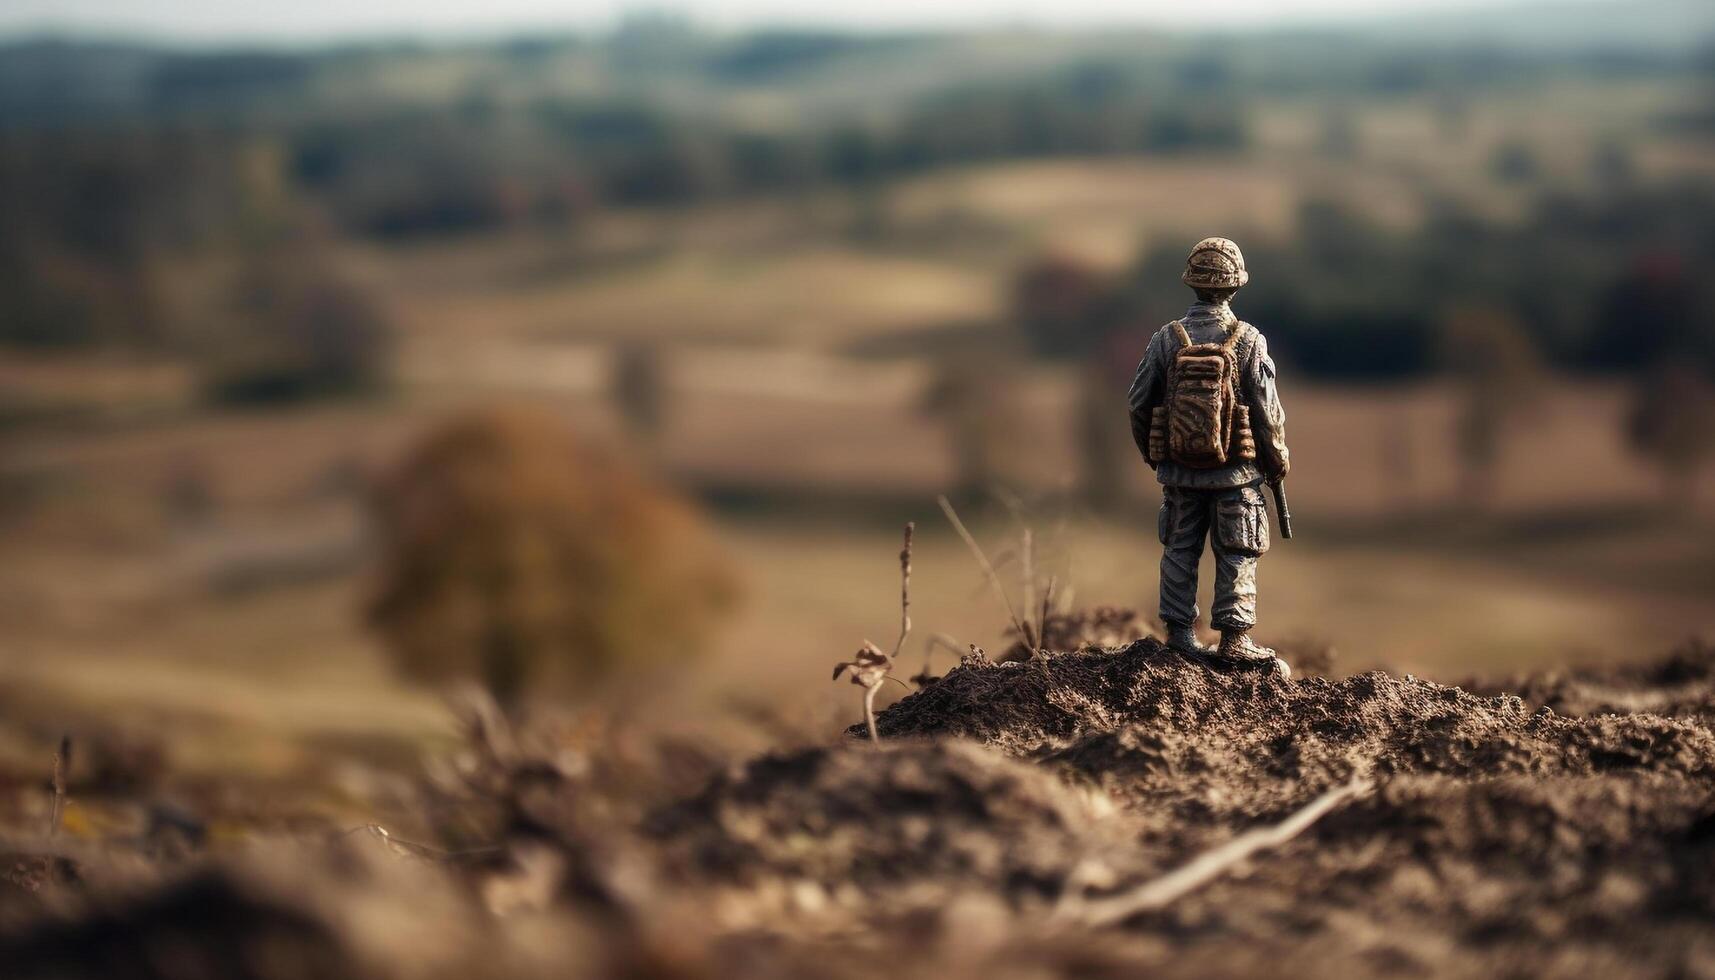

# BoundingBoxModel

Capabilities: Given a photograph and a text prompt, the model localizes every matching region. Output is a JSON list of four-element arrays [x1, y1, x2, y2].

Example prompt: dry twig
[[1060, 776, 1374, 927], [48, 735, 70, 839], [893, 522, 914, 658], [338, 823, 502, 861]]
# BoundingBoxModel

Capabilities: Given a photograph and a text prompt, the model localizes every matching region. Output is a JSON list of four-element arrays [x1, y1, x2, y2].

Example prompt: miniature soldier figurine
[[1127, 238, 1292, 677]]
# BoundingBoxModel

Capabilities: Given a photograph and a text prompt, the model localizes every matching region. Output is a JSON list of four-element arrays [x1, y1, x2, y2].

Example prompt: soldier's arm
[[1126, 329, 1168, 466], [1245, 330, 1290, 481]]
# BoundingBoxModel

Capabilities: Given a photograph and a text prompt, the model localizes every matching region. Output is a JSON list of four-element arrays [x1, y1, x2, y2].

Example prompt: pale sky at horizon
[[0, 0, 1601, 46]]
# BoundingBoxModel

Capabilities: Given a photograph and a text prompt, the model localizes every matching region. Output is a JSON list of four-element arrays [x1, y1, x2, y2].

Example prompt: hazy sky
[[0, 0, 1582, 44]]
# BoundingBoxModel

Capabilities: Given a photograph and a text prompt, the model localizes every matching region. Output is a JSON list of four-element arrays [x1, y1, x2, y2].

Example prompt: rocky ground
[[3, 636, 1713, 979]]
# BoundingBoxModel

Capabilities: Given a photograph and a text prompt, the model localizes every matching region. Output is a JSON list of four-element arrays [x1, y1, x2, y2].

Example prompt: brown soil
[[1478, 642, 1715, 722], [3, 638, 1713, 979], [659, 639, 1715, 976]]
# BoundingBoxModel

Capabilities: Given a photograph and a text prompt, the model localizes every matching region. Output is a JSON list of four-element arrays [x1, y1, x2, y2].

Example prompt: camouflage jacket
[[1126, 300, 1290, 489]]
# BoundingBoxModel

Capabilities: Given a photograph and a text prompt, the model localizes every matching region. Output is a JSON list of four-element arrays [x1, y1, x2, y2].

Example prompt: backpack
[[1155, 320, 1255, 469]]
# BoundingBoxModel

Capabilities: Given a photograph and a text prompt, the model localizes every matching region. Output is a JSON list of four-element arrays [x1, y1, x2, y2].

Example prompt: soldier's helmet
[[1181, 237, 1249, 290]]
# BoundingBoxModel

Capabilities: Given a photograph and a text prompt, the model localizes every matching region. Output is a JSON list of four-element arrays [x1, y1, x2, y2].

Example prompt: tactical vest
[[1148, 321, 1258, 469]]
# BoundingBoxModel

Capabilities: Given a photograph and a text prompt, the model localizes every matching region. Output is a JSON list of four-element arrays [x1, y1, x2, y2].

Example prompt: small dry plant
[[832, 523, 915, 746]]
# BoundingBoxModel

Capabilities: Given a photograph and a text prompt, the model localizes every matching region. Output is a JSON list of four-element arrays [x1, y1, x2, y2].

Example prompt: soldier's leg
[[1210, 484, 1269, 634], [1158, 486, 1212, 630]]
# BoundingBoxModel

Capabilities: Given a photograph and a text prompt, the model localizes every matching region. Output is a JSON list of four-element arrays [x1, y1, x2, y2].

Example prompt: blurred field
[[5, 354, 1713, 803]]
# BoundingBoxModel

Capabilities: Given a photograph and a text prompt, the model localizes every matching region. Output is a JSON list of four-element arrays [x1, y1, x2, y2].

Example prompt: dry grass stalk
[[1061, 777, 1374, 927], [997, 490, 1045, 654], [1037, 576, 1057, 659], [1019, 526, 1036, 651], [912, 632, 965, 687], [48, 735, 70, 839], [893, 522, 914, 658], [937, 495, 1032, 655], [997, 492, 1073, 657]]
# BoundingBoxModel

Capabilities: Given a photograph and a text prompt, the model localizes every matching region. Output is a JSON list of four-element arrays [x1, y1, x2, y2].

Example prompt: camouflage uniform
[[1127, 239, 1290, 646]]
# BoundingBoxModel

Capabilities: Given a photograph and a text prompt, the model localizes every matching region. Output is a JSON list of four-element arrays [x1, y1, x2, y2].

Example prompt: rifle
[[1268, 480, 1293, 540]]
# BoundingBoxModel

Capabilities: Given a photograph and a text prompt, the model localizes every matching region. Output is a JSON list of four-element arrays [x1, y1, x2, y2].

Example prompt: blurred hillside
[[4, 9, 1714, 369], [0, 3, 1713, 791]]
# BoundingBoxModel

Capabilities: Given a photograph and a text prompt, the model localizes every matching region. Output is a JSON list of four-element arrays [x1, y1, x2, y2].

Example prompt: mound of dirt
[[0, 872, 355, 980], [603, 639, 1715, 977], [1482, 639, 1715, 722], [649, 739, 1137, 911], [758, 638, 1713, 976], [869, 639, 1711, 822]]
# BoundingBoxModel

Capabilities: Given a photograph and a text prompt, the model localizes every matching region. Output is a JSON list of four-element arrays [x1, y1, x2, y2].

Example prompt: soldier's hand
[[1129, 413, 1156, 466]]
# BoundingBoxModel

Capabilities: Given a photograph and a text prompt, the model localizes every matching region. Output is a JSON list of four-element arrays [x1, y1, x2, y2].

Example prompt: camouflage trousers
[[1157, 483, 1271, 633]]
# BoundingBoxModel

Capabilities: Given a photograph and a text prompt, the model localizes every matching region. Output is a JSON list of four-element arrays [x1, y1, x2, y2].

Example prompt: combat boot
[[1218, 630, 1291, 679], [1164, 620, 1215, 656]]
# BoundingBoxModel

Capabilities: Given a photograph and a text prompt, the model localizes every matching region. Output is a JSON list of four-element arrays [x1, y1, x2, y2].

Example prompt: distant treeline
[[1, 27, 1698, 123], [1, 26, 1712, 384], [1, 28, 1706, 236], [1022, 187, 1715, 381]]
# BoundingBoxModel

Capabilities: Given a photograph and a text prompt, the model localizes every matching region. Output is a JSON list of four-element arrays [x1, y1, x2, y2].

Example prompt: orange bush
[[367, 406, 738, 707]]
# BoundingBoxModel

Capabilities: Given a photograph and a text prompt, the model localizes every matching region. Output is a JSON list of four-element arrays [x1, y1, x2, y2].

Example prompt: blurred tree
[[1076, 355, 1131, 513], [201, 141, 392, 405], [1377, 406, 1419, 515], [844, 182, 896, 244], [610, 341, 669, 449], [1433, 92, 1472, 142], [707, 31, 865, 82], [1317, 106, 1361, 160], [0, 245, 128, 348], [1490, 141, 1542, 183], [724, 131, 814, 193], [367, 406, 739, 709], [1626, 362, 1715, 506], [1439, 307, 1547, 506], [1009, 254, 1145, 508], [1012, 255, 1106, 358], [201, 230, 391, 405], [1589, 141, 1636, 191], [162, 454, 217, 528], [923, 356, 1026, 503], [0, 130, 235, 350], [1587, 253, 1714, 375]]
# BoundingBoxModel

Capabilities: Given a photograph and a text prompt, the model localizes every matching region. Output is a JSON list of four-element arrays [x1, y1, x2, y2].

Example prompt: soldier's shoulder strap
[[1170, 320, 1191, 348], [1220, 320, 1253, 352]]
